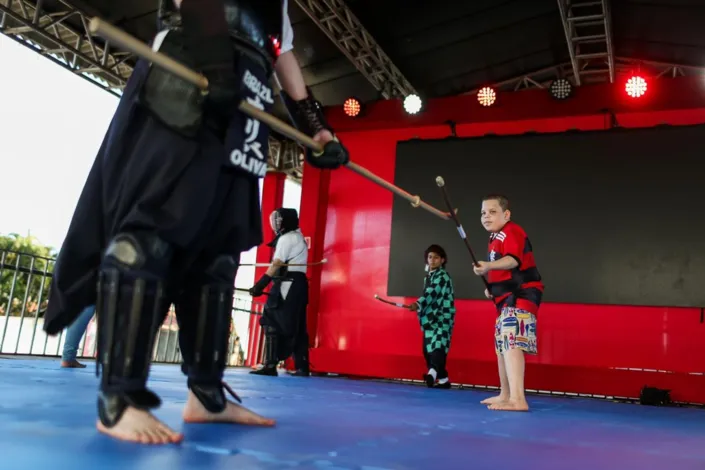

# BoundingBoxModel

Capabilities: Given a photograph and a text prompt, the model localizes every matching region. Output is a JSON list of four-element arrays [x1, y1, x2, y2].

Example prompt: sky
[[0, 33, 302, 288]]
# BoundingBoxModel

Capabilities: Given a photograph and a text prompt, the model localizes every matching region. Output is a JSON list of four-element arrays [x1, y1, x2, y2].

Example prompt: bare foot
[[480, 395, 508, 405], [488, 399, 529, 412], [96, 406, 184, 444], [182, 390, 276, 426]]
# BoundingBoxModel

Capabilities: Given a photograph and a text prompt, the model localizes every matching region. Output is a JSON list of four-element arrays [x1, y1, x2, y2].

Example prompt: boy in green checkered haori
[[409, 244, 456, 389]]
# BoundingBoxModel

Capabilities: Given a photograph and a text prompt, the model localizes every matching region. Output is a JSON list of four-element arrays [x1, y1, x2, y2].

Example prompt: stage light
[[549, 78, 573, 100], [477, 87, 496, 107], [343, 97, 363, 117], [403, 94, 422, 114], [626, 75, 647, 98]]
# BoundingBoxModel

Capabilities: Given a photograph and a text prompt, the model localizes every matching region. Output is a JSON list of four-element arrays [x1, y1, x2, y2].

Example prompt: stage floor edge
[[1, 356, 703, 470]]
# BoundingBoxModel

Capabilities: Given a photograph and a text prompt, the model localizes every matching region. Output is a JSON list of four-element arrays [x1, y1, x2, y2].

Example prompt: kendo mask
[[269, 207, 299, 236]]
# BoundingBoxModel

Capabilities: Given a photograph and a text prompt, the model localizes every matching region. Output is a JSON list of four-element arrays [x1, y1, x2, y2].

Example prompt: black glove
[[249, 274, 272, 297], [306, 137, 350, 170]]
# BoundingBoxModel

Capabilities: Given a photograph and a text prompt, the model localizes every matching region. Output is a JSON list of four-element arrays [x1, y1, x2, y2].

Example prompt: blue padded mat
[[0, 357, 703, 470]]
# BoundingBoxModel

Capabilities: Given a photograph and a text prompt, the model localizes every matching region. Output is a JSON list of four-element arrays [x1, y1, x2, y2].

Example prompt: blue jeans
[[61, 305, 95, 361]]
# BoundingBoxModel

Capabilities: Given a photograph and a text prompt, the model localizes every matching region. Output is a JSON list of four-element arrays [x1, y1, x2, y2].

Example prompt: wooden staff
[[87, 17, 452, 221], [236, 102, 450, 219], [238, 257, 328, 268], [435, 176, 492, 292], [88, 18, 209, 91], [233, 306, 263, 315]]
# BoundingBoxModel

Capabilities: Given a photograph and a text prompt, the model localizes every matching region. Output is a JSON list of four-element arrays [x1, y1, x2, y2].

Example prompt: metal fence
[[0, 248, 264, 367]]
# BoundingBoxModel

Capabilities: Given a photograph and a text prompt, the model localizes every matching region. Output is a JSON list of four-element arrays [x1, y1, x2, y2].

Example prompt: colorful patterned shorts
[[494, 307, 537, 355]]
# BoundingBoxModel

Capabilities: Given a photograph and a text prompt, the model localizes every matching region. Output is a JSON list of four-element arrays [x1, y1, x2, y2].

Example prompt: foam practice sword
[[373, 294, 410, 309]]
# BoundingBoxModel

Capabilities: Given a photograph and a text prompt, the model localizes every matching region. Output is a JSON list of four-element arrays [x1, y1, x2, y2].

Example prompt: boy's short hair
[[482, 194, 510, 212], [424, 244, 447, 266]]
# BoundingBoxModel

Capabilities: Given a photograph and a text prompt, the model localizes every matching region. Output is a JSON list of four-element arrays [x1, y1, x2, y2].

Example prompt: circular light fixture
[[343, 97, 362, 117], [626, 76, 647, 98], [403, 94, 422, 114], [549, 78, 573, 100], [477, 87, 496, 107]]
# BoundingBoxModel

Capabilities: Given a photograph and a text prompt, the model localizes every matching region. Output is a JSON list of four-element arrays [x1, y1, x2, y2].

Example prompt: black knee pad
[[96, 232, 173, 428], [179, 255, 238, 413], [101, 232, 172, 276]]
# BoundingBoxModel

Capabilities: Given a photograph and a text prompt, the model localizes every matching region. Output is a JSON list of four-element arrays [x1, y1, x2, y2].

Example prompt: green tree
[[0, 233, 57, 317]]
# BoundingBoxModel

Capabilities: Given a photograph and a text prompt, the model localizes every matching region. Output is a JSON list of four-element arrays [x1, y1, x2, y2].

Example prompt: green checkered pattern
[[416, 267, 456, 354]]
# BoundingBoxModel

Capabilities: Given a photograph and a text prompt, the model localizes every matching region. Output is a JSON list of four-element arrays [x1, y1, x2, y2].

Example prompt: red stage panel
[[296, 76, 705, 404]]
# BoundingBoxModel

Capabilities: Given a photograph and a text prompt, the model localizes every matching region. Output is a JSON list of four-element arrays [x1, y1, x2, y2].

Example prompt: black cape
[[43, 58, 263, 335]]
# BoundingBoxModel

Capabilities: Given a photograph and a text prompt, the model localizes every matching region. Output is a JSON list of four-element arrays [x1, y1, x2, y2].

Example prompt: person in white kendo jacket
[[249, 207, 310, 376]]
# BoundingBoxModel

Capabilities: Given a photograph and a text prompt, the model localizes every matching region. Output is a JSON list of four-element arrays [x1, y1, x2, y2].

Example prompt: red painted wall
[[298, 76, 705, 403]]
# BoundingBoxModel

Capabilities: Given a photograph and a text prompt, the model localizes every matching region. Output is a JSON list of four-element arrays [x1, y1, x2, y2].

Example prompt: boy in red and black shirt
[[472, 194, 544, 412]]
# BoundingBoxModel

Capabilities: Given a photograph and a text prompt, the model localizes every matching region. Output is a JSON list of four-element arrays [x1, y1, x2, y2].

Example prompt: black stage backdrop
[[388, 124, 705, 308]]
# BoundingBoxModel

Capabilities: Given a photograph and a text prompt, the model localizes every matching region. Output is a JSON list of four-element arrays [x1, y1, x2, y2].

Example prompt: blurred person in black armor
[[249, 208, 310, 377], [42, 0, 348, 445]]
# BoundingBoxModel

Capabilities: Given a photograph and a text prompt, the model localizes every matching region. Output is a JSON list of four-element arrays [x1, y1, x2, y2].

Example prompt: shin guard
[[180, 255, 240, 413], [96, 232, 172, 428], [263, 327, 280, 367]]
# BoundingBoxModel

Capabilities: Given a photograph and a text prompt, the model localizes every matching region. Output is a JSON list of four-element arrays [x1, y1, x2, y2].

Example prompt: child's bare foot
[[480, 394, 508, 405], [488, 399, 529, 412], [96, 406, 183, 444], [182, 390, 276, 426]]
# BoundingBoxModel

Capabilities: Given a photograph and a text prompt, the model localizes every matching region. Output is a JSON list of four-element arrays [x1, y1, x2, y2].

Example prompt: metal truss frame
[[7, 0, 700, 181], [267, 136, 304, 182], [556, 0, 615, 86], [0, 0, 304, 182], [0, 0, 416, 180], [462, 57, 705, 95], [0, 0, 133, 95], [294, 0, 416, 99]]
